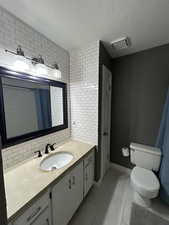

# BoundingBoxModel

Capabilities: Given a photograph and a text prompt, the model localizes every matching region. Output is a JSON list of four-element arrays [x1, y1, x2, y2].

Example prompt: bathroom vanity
[[5, 140, 95, 225]]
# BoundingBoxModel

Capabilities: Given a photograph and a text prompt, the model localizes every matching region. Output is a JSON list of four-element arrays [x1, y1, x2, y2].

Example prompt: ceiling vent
[[111, 37, 131, 50]]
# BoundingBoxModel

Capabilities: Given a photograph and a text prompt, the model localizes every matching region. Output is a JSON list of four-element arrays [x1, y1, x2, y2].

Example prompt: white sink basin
[[40, 152, 74, 171]]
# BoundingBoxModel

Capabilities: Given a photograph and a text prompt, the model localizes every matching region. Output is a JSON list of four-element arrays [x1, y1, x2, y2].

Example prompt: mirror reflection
[[50, 86, 64, 127], [1, 76, 65, 140]]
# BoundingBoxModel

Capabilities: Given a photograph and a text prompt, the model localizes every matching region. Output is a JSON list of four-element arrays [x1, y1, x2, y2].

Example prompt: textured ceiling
[[0, 0, 169, 57]]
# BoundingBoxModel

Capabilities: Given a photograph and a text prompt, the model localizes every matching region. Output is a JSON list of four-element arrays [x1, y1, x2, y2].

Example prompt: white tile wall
[[0, 7, 71, 169], [70, 41, 99, 145]]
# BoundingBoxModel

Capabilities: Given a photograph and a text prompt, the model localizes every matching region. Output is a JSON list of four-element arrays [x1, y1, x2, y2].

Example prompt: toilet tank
[[130, 143, 161, 171]]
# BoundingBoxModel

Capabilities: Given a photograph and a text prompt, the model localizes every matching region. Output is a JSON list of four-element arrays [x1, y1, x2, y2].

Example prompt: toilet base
[[134, 192, 151, 208]]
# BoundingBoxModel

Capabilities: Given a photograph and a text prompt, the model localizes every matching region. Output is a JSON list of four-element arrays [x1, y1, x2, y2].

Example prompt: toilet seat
[[131, 166, 160, 198]]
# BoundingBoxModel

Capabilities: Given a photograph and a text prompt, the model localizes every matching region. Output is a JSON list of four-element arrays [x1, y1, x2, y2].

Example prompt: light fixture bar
[[5, 49, 18, 56]]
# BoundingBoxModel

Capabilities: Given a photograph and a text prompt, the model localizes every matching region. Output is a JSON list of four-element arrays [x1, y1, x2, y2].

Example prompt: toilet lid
[[131, 167, 160, 198]]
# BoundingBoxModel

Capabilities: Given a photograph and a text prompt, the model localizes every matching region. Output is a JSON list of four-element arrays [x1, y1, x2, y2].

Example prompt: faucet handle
[[34, 150, 42, 157], [50, 143, 56, 151]]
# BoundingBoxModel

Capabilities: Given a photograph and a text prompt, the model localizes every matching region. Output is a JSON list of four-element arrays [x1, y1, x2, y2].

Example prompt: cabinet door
[[71, 162, 84, 213], [30, 206, 51, 225], [52, 161, 83, 225], [84, 163, 94, 196], [13, 192, 50, 225], [13, 206, 51, 225], [84, 151, 94, 197], [30, 208, 51, 225], [52, 172, 74, 225]]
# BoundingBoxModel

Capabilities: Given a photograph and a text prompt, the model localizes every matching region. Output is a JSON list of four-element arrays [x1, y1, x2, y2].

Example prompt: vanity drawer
[[13, 191, 50, 225], [84, 150, 94, 168]]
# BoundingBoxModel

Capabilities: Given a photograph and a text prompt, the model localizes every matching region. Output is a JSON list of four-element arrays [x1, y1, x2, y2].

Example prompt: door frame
[[95, 41, 113, 183]]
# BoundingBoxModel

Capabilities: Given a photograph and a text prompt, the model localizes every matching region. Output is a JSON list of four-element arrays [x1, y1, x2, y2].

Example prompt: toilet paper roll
[[122, 147, 130, 157]]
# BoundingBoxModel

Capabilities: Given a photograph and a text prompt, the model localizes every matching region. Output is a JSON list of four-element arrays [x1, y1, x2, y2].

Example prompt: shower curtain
[[156, 88, 169, 205], [34, 89, 52, 130]]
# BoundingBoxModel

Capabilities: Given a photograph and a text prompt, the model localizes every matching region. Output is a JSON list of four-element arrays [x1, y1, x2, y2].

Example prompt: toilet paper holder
[[121, 147, 130, 157]]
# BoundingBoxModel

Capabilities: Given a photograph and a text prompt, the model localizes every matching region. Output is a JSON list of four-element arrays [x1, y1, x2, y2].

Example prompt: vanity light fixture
[[5, 46, 62, 78]]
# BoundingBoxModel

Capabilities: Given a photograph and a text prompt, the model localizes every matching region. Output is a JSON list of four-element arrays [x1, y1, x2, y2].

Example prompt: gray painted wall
[[111, 44, 169, 168]]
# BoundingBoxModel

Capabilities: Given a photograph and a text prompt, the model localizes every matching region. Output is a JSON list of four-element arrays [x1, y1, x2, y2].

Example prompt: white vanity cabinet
[[13, 191, 51, 225], [51, 161, 84, 225], [84, 150, 95, 197]]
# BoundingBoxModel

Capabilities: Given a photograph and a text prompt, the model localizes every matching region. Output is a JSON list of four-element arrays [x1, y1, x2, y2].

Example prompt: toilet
[[130, 143, 161, 208]]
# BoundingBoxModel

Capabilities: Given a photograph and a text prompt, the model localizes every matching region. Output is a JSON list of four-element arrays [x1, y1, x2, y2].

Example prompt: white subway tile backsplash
[[2, 129, 70, 170], [0, 6, 71, 170]]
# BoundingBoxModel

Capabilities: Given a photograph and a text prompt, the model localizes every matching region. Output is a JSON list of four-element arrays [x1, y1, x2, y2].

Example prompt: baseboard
[[110, 162, 131, 175]]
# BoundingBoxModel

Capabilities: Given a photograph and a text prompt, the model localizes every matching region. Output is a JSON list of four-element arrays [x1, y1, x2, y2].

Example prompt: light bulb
[[13, 55, 29, 72], [35, 63, 47, 76], [53, 69, 61, 79]]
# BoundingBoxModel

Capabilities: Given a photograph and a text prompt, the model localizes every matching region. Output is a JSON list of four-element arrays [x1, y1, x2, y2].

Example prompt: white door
[[101, 65, 112, 179], [52, 162, 83, 225]]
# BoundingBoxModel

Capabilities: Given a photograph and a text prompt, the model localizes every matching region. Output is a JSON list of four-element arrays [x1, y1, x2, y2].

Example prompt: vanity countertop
[[4, 139, 95, 221]]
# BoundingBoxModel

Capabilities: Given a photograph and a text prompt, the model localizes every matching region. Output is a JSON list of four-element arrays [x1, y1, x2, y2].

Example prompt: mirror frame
[[0, 66, 68, 148]]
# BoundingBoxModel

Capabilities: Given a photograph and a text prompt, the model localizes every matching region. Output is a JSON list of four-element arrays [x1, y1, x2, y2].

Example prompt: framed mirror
[[0, 67, 68, 148]]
